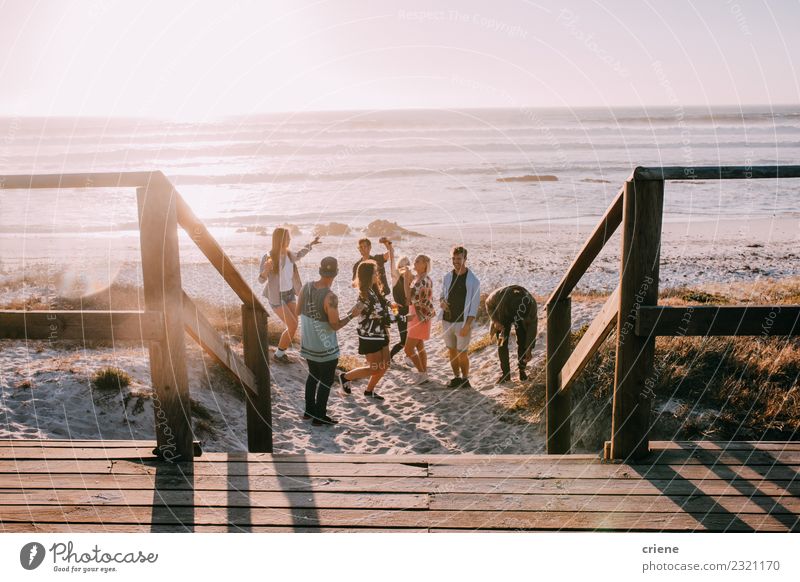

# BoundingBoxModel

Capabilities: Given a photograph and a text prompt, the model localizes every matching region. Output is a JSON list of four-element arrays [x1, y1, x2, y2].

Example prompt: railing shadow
[[150, 459, 195, 532], [627, 442, 800, 532], [225, 453, 252, 532], [275, 453, 321, 532], [687, 442, 800, 531]]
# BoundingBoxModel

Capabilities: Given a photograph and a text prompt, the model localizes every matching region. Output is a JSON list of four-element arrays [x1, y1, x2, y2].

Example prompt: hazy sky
[[1, 0, 798, 118]]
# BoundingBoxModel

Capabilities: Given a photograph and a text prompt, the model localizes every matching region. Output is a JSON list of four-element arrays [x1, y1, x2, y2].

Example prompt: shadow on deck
[[0, 439, 798, 532]]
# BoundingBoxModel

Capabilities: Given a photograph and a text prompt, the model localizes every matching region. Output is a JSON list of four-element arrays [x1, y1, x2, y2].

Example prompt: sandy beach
[[2, 213, 797, 454]]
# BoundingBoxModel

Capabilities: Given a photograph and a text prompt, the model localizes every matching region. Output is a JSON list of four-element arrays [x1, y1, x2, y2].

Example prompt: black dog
[[485, 285, 538, 383]]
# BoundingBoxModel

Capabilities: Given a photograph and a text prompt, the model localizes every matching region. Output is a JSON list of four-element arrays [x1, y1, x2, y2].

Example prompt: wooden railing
[[0, 171, 272, 461], [545, 166, 800, 461]]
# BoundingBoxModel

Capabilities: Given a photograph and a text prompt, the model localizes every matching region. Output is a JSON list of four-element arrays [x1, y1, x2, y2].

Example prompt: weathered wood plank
[[137, 184, 193, 462], [5, 447, 800, 466], [4, 446, 800, 466], [0, 171, 157, 190], [174, 190, 267, 313], [0, 440, 159, 448], [558, 286, 619, 393], [0, 311, 164, 341], [632, 165, 800, 181], [182, 292, 256, 393], [546, 298, 572, 453], [2, 474, 799, 497], [0, 506, 794, 531], [7, 458, 799, 481], [610, 178, 664, 460], [653, 441, 800, 451], [3, 439, 799, 454], [430, 493, 800, 514], [3, 490, 796, 515], [546, 187, 624, 305], [0, 459, 428, 477], [429, 462, 800, 480], [0, 490, 429, 510], [636, 305, 800, 337], [242, 304, 272, 453], [0, 523, 429, 533]]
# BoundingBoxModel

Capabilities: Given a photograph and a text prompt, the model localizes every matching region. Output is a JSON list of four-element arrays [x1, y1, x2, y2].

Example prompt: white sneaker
[[404, 356, 415, 368], [416, 372, 430, 385]]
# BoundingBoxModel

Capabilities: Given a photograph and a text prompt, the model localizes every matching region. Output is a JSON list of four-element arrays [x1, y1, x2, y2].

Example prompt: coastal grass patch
[[91, 367, 132, 392], [510, 278, 800, 449], [467, 332, 495, 355]]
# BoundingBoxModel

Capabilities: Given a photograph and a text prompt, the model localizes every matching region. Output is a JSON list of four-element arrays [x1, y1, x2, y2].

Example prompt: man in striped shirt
[[296, 257, 362, 426]]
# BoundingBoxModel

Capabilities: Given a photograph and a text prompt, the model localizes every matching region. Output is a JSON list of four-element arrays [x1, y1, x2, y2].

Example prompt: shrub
[[91, 367, 131, 392]]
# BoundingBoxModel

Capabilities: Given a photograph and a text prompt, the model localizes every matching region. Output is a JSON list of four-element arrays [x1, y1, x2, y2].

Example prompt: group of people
[[259, 227, 536, 426]]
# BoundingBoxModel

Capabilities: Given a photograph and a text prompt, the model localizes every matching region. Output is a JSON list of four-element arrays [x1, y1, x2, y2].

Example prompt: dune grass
[[509, 277, 800, 447], [91, 367, 132, 392]]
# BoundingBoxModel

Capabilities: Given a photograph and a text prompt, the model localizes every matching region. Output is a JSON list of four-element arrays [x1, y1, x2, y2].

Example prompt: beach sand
[[1, 214, 797, 453]]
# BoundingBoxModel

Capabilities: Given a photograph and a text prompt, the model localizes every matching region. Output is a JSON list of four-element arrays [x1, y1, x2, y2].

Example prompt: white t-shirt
[[279, 256, 294, 292]]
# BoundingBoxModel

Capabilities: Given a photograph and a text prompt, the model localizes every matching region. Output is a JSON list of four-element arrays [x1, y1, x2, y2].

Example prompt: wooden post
[[137, 184, 194, 462], [609, 179, 664, 461], [546, 298, 571, 454], [242, 304, 272, 452]]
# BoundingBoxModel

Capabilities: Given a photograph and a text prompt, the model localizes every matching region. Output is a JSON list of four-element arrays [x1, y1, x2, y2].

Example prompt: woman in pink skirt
[[404, 254, 435, 384]]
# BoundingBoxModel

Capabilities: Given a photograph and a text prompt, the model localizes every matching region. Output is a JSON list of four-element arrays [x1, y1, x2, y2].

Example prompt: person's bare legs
[[404, 338, 423, 372], [418, 341, 428, 373], [273, 303, 298, 351], [447, 348, 460, 377], [365, 347, 389, 393], [457, 351, 470, 379], [343, 348, 388, 387]]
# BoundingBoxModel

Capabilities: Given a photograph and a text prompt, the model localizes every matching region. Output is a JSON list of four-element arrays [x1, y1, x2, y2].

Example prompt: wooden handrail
[[182, 292, 257, 394], [172, 186, 268, 315], [0, 172, 159, 189], [0, 310, 164, 341], [558, 287, 619, 394], [546, 187, 624, 306], [632, 165, 800, 181], [1, 170, 272, 457], [544, 164, 800, 461], [636, 305, 800, 337]]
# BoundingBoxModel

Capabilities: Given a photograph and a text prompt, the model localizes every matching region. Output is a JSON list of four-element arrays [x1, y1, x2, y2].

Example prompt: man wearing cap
[[295, 257, 362, 426]]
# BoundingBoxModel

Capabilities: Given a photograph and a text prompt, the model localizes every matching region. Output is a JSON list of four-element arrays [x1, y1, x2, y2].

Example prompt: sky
[[0, 0, 798, 118]]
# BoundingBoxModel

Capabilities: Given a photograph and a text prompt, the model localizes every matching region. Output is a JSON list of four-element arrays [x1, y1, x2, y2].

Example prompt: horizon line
[[1, 102, 798, 122]]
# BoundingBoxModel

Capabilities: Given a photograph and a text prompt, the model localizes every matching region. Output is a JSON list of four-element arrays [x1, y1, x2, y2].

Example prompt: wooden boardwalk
[[1, 439, 799, 532]]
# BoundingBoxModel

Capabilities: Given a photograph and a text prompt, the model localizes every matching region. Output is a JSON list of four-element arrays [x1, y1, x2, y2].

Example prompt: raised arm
[[403, 270, 413, 306], [389, 245, 399, 287]]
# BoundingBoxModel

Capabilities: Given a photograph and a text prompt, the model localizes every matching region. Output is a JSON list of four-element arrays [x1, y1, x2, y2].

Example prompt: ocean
[[2, 105, 799, 240]]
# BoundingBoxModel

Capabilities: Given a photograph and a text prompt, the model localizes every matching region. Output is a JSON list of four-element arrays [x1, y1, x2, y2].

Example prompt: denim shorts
[[270, 289, 296, 308]]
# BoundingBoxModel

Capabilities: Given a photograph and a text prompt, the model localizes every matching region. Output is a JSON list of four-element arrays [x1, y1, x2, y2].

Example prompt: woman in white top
[[258, 227, 320, 363]]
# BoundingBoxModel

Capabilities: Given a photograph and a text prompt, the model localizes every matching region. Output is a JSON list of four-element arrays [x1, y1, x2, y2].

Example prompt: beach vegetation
[[512, 279, 800, 450], [91, 367, 131, 392]]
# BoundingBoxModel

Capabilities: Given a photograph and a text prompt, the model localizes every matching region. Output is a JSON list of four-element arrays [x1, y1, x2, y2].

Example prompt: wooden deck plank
[[0, 460, 428, 477], [3, 474, 800, 497], [3, 439, 800, 454], [1, 506, 796, 532], [0, 490, 429, 509], [429, 462, 800, 480], [2, 489, 797, 515], [0, 523, 430, 533], [5, 447, 800, 467], [1, 440, 798, 533], [4, 458, 800, 480], [430, 493, 800, 514]]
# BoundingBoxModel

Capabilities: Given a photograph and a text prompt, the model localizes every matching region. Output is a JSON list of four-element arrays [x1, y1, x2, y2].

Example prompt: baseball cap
[[319, 256, 338, 277]]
